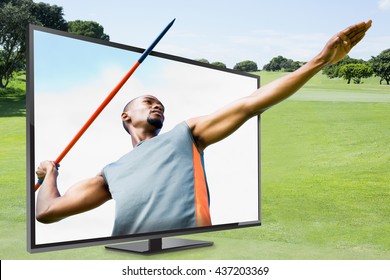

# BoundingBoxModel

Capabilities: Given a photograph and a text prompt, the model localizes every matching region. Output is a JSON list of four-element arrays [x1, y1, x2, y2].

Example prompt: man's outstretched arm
[[187, 20, 372, 151]]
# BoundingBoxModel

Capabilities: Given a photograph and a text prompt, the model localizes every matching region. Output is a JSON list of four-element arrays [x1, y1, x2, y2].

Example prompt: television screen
[[27, 24, 261, 253]]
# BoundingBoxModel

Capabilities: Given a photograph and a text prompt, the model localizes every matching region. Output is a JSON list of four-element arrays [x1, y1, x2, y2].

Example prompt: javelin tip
[[166, 18, 176, 30], [163, 18, 176, 32], [138, 18, 176, 63]]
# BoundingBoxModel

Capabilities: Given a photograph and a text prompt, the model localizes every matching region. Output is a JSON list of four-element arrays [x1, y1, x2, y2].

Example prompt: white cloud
[[378, 0, 390, 10]]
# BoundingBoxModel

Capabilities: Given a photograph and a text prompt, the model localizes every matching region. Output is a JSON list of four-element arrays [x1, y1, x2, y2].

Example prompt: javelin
[[35, 19, 176, 191]]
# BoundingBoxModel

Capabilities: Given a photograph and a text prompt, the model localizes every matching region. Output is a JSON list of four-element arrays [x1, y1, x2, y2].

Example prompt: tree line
[[201, 50, 390, 85], [200, 50, 390, 85], [0, 0, 109, 88], [263, 52, 390, 85], [322, 52, 390, 85]]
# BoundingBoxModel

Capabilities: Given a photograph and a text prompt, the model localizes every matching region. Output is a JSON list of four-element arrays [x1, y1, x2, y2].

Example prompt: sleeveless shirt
[[102, 122, 211, 236]]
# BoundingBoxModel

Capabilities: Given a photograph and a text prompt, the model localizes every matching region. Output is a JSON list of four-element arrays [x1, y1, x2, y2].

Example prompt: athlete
[[36, 20, 372, 235]]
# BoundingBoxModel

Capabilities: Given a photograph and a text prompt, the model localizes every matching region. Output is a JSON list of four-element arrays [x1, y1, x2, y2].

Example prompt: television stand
[[105, 238, 213, 254]]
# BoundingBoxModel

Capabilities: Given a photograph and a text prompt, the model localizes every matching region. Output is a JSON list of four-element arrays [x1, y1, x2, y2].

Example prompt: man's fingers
[[338, 20, 372, 49], [343, 20, 372, 37], [350, 31, 367, 47]]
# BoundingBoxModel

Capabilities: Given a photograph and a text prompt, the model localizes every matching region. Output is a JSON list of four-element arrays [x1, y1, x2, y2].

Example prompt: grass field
[[0, 72, 389, 260]]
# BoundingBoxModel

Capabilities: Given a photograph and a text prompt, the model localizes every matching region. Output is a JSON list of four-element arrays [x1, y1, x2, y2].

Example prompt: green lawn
[[1, 71, 389, 259]]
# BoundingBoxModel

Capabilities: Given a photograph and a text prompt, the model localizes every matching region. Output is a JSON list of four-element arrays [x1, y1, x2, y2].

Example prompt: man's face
[[123, 95, 165, 131]]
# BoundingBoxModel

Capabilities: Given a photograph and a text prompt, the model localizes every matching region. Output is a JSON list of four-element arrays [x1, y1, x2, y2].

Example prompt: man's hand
[[36, 161, 58, 182], [319, 20, 372, 66]]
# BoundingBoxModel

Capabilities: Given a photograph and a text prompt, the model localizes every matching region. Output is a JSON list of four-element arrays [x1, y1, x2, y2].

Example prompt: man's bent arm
[[187, 20, 372, 151], [36, 161, 111, 223]]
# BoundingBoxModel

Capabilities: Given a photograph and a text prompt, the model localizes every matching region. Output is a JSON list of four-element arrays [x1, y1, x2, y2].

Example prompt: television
[[26, 24, 261, 254]]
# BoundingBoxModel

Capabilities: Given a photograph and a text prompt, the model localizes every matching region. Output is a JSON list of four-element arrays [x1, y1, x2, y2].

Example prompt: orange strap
[[192, 144, 212, 227]]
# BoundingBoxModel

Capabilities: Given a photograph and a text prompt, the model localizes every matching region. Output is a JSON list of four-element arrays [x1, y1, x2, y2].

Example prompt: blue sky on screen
[[34, 30, 171, 94], [40, 0, 390, 69]]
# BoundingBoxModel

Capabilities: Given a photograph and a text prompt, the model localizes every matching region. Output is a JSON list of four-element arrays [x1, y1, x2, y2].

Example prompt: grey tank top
[[102, 122, 211, 236]]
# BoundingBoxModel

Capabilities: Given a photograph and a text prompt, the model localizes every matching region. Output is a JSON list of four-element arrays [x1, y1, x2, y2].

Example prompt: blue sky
[[40, 0, 390, 68]]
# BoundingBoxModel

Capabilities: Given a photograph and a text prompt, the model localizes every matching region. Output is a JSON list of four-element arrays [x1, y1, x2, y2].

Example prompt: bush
[[211, 61, 226, 68], [233, 60, 257, 72], [196, 58, 210, 64]]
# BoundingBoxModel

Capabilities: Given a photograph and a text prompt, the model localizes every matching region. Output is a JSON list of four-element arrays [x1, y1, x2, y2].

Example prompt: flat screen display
[[27, 24, 261, 252]]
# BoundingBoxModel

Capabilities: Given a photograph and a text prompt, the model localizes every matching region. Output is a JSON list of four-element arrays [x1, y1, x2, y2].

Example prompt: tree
[[68, 20, 110, 41], [0, 0, 68, 88], [211, 61, 226, 68], [322, 56, 365, 79], [263, 55, 302, 72], [0, 0, 13, 5], [370, 49, 390, 85], [263, 56, 286, 71], [281, 59, 302, 72], [0, 0, 36, 88], [196, 58, 210, 64], [234, 60, 257, 72], [339, 63, 373, 84], [31, 2, 68, 31]]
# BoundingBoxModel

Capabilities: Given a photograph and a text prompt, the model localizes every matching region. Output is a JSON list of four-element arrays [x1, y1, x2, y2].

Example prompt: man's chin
[[147, 117, 163, 129]]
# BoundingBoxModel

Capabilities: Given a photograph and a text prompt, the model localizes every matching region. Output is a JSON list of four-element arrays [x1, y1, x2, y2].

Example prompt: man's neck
[[130, 128, 160, 147]]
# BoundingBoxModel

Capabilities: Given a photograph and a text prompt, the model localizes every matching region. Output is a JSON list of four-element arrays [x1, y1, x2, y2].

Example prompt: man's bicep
[[187, 96, 254, 151], [47, 175, 111, 222]]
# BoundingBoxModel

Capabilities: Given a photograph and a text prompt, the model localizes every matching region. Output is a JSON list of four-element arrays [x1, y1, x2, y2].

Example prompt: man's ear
[[121, 112, 131, 122]]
